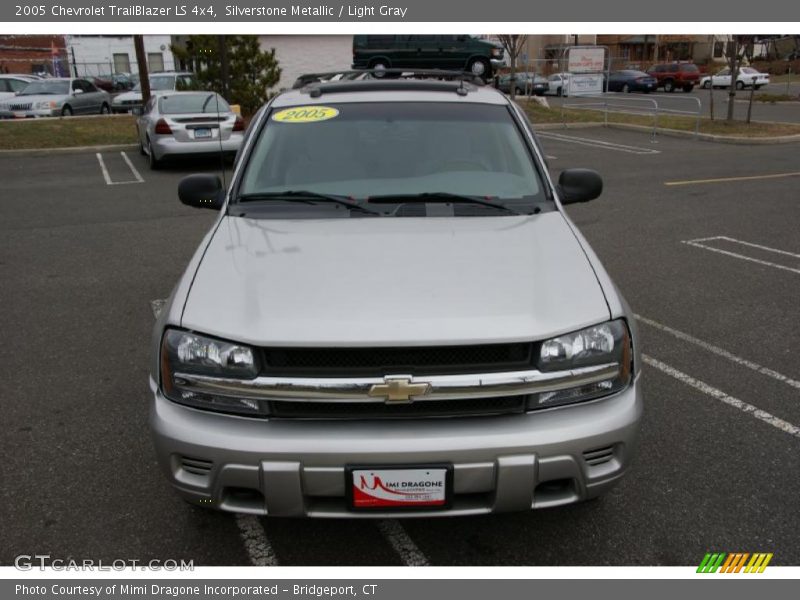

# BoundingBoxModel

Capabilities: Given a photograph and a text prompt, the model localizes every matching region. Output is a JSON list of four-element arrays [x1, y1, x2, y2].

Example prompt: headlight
[[160, 329, 266, 416], [530, 320, 632, 409], [491, 48, 503, 58], [34, 101, 57, 109]]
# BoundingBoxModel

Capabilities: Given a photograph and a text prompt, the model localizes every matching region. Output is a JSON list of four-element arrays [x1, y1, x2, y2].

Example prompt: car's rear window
[[238, 101, 545, 210], [159, 93, 230, 114]]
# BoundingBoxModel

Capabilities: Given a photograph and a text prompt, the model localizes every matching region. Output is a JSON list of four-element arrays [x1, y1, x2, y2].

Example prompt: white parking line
[[377, 520, 429, 566], [537, 132, 661, 155], [683, 236, 800, 275], [643, 354, 800, 439], [120, 151, 144, 183], [235, 515, 279, 566], [636, 315, 800, 391], [95, 152, 144, 186]]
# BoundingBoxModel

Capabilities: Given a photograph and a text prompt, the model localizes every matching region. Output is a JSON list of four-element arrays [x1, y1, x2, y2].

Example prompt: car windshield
[[19, 80, 69, 95], [159, 93, 230, 114], [238, 102, 545, 213], [134, 75, 175, 92], [679, 64, 699, 72]]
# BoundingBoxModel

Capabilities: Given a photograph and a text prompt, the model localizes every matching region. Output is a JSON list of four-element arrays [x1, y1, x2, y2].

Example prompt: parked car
[[150, 72, 642, 517], [605, 70, 658, 93], [134, 91, 244, 169], [498, 72, 549, 96], [352, 35, 505, 78], [646, 62, 700, 92], [112, 71, 197, 113], [545, 72, 571, 96], [89, 75, 115, 93], [700, 66, 770, 90], [0, 74, 35, 100], [0, 77, 110, 117]]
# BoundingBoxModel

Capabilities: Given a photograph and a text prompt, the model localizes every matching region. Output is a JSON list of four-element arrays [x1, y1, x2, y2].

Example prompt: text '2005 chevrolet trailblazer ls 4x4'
[[150, 71, 643, 517]]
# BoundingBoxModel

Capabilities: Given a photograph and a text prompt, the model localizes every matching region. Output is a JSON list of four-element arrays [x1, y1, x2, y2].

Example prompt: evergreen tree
[[172, 35, 281, 115]]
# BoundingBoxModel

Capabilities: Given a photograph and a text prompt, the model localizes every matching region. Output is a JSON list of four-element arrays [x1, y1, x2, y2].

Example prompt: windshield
[[159, 93, 230, 114], [133, 75, 175, 92], [238, 102, 544, 212], [19, 80, 70, 95]]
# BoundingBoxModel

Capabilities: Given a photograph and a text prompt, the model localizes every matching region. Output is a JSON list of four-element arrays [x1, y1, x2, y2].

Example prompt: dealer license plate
[[348, 466, 450, 510], [194, 128, 212, 139]]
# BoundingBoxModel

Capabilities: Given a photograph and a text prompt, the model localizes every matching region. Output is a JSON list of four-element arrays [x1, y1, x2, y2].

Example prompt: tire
[[147, 139, 161, 170], [61, 105, 73, 116], [100, 103, 110, 115], [735, 80, 744, 90], [515, 86, 524, 96], [702, 80, 710, 89], [556, 86, 563, 97], [622, 83, 630, 93], [369, 59, 389, 78], [754, 85, 762, 90], [663, 80, 675, 93], [467, 57, 491, 79]]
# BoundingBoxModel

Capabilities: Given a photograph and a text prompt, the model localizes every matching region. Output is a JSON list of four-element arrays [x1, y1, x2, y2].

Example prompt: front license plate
[[13, 112, 26, 119], [194, 128, 212, 139], [348, 466, 451, 510]]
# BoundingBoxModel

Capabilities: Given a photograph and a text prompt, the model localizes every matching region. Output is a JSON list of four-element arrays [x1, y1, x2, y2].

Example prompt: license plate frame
[[194, 128, 212, 139], [346, 464, 453, 512]]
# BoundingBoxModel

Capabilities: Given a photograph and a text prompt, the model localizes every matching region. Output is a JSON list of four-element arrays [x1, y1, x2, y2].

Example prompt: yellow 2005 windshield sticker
[[272, 106, 339, 123]]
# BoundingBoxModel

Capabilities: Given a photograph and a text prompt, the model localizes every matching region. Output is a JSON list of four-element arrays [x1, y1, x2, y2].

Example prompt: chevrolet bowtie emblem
[[368, 376, 431, 404]]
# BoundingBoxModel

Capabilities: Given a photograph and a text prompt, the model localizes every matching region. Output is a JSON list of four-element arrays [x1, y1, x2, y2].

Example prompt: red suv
[[646, 62, 700, 92]]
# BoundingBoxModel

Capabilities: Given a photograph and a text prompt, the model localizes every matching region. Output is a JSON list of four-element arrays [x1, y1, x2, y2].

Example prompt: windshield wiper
[[236, 191, 381, 215], [367, 192, 525, 215]]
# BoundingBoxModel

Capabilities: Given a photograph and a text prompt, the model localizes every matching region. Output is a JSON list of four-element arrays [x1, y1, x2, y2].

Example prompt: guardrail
[[560, 93, 703, 141]]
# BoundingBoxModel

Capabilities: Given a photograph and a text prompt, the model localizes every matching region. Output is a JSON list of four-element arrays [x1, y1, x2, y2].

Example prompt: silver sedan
[[134, 91, 245, 169], [0, 78, 110, 118]]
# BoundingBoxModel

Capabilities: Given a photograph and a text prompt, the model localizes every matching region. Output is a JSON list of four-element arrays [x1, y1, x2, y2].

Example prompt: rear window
[[239, 102, 545, 210], [159, 93, 230, 114]]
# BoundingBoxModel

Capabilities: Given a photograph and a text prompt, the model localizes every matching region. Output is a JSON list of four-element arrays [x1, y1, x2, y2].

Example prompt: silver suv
[[150, 72, 642, 517]]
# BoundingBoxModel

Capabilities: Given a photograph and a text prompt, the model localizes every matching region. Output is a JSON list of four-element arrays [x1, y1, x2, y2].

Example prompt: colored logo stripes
[[697, 552, 773, 573]]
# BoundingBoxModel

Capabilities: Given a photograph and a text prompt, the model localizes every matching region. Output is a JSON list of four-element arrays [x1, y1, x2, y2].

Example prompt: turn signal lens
[[154, 118, 172, 135]]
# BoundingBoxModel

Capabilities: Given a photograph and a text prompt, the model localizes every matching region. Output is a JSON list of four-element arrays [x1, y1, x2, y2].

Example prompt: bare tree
[[496, 35, 528, 100], [725, 35, 754, 122], [133, 35, 150, 105]]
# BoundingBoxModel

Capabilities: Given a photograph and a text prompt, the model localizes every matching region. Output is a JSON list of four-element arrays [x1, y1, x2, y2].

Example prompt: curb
[[533, 122, 800, 145], [0, 143, 139, 156]]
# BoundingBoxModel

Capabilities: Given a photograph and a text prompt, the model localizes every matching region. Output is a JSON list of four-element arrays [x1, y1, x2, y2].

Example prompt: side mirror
[[72, 88, 84, 95], [557, 169, 603, 204], [178, 174, 225, 210]]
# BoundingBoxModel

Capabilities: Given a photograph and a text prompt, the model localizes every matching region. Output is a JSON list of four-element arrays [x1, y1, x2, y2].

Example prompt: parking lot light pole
[[134, 35, 151, 105]]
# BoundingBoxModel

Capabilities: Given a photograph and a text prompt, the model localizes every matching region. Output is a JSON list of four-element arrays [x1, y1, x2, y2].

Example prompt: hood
[[114, 91, 142, 102], [181, 213, 610, 347]]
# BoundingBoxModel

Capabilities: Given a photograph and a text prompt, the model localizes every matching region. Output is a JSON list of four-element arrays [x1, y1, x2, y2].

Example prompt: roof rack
[[292, 69, 486, 98]]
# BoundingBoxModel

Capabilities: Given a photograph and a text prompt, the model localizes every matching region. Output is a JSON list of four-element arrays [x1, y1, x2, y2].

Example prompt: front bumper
[[149, 374, 642, 517], [0, 108, 59, 118]]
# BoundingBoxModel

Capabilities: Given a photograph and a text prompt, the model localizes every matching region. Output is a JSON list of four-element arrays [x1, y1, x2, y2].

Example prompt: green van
[[352, 35, 505, 78]]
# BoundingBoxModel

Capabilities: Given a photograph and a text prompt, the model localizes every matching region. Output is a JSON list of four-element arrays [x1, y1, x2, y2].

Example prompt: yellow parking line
[[664, 171, 800, 186]]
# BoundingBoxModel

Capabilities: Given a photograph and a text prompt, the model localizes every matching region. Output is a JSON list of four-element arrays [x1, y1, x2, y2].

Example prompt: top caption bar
[[3, 0, 799, 22]]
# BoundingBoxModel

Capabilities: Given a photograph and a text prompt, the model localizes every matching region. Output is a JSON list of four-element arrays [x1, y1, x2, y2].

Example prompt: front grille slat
[[269, 396, 527, 420], [261, 342, 534, 377], [583, 446, 615, 466]]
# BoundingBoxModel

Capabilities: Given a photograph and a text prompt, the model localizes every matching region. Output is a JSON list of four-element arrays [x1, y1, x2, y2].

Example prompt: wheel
[[702, 80, 710, 89], [622, 83, 630, 93], [61, 105, 73, 116], [735, 80, 744, 90], [556, 86, 563, 97], [754, 85, 762, 90], [369, 59, 389, 78], [147, 139, 161, 170], [467, 58, 491, 79], [663, 80, 675, 93], [683, 85, 694, 92], [100, 103, 110, 115], [515, 86, 524, 96]]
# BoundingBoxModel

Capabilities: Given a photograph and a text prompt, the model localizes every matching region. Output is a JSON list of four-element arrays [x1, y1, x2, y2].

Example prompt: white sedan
[[700, 66, 770, 90]]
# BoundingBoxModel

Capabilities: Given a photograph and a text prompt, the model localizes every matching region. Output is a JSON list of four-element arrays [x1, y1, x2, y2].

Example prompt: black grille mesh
[[261, 343, 534, 376]]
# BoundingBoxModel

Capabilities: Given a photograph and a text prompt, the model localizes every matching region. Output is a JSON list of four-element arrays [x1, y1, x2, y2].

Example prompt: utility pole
[[219, 35, 229, 99], [134, 35, 151, 105]]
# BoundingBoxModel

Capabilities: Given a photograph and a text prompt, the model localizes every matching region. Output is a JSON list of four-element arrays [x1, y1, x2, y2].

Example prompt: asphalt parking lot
[[1, 126, 799, 567]]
